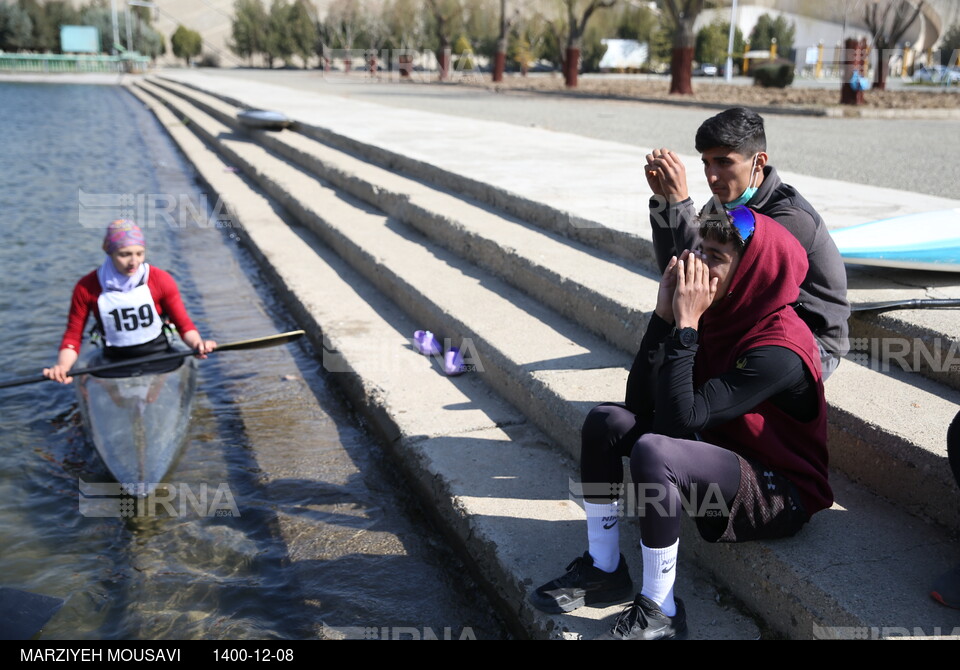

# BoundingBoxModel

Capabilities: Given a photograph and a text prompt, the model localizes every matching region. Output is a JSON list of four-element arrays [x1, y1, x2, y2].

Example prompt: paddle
[[0, 330, 306, 389], [851, 298, 960, 313]]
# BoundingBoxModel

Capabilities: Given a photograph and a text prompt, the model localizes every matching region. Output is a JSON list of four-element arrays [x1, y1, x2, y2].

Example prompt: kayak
[[237, 109, 292, 130], [0, 587, 64, 640], [75, 348, 197, 497], [830, 208, 960, 272]]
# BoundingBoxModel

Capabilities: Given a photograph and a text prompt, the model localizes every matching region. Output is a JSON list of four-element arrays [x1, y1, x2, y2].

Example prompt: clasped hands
[[654, 250, 718, 329], [645, 148, 689, 203]]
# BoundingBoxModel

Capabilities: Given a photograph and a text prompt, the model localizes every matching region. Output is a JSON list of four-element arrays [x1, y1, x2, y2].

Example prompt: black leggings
[[580, 403, 742, 548]]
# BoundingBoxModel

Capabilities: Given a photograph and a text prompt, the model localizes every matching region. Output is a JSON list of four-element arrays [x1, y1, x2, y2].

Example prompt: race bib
[[97, 280, 163, 348]]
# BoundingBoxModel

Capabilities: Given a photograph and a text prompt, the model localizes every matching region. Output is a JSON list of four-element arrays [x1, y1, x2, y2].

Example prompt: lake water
[[0, 80, 506, 640]]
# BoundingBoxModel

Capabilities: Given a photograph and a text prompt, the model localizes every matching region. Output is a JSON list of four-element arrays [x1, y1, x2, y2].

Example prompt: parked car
[[693, 62, 719, 77]]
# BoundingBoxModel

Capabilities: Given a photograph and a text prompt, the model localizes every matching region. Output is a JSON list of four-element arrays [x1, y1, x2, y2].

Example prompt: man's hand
[[644, 148, 689, 203], [673, 252, 717, 329]]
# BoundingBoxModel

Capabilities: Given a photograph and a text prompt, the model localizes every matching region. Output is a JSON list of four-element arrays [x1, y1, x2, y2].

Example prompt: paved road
[[205, 68, 959, 201]]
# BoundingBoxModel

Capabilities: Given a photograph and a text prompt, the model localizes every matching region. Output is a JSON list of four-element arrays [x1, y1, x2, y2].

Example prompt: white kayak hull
[[76, 352, 197, 497], [830, 208, 960, 272], [237, 109, 292, 130]]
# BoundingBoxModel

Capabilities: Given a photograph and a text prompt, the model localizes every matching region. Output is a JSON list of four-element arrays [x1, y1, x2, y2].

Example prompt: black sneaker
[[529, 551, 632, 613], [931, 562, 960, 609], [596, 594, 687, 640]]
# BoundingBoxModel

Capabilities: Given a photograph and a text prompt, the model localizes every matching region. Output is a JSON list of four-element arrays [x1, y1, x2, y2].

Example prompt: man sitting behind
[[530, 207, 832, 640], [645, 107, 849, 378]]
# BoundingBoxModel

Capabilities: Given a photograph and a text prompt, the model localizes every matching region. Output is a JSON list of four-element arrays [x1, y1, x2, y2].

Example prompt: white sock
[[585, 500, 620, 573], [640, 539, 678, 617]]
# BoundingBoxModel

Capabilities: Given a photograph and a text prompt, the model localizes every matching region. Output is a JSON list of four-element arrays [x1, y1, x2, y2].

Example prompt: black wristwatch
[[671, 327, 698, 349]]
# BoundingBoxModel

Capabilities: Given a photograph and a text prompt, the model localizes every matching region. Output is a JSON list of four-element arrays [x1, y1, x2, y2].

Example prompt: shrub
[[198, 52, 220, 67], [752, 59, 794, 88]]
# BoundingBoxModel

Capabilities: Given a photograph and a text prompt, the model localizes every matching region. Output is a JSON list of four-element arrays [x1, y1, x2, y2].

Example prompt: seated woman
[[44, 219, 216, 383], [529, 206, 831, 639]]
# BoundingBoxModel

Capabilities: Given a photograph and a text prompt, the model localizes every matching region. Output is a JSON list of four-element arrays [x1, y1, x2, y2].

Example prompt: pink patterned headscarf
[[102, 219, 146, 254]]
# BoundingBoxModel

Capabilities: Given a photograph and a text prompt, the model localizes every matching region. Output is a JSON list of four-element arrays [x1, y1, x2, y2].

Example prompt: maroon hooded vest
[[696, 211, 833, 515]]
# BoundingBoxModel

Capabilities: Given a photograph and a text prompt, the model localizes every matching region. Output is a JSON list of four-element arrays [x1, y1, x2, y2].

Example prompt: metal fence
[[0, 53, 151, 74]]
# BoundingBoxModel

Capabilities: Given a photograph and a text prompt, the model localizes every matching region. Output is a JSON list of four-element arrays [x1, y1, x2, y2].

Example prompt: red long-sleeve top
[[59, 267, 197, 353]]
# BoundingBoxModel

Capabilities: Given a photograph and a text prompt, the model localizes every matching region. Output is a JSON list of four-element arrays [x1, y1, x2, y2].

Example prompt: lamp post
[[725, 0, 738, 82], [110, 0, 121, 54], [127, 1, 157, 54]]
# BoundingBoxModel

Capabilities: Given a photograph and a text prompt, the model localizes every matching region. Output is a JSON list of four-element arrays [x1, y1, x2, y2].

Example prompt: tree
[[43, 1, 82, 52], [696, 18, 743, 67], [381, 0, 427, 75], [171, 24, 202, 66], [0, 2, 33, 51], [18, 0, 57, 51], [383, 0, 427, 51], [650, 18, 675, 67], [264, 0, 295, 67], [137, 22, 166, 59], [231, 0, 268, 65], [548, 0, 618, 87], [748, 12, 795, 54], [614, 0, 659, 71], [325, 0, 364, 71], [864, 0, 924, 90], [288, 0, 318, 67], [492, 0, 508, 81], [78, 5, 163, 57], [662, 0, 707, 94], [509, 11, 550, 75], [940, 22, 960, 66], [461, 0, 499, 59], [425, 0, 461, 80], [581, 6, 619, 72]]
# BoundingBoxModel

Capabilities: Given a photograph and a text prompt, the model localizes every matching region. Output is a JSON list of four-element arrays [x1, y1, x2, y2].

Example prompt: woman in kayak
[[43, 219, 216, 383]]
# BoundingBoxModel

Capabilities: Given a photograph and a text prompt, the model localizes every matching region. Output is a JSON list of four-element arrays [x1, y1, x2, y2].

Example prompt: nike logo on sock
[[602, 516, 618, 530], [661, 560, 676, 574]]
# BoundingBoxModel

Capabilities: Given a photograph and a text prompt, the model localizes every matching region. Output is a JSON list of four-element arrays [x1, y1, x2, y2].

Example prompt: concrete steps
[[158, 74, 960, 395], [126, 79, 761, 641], [144, 75, 960, 534], [129, 74, 960, 639]]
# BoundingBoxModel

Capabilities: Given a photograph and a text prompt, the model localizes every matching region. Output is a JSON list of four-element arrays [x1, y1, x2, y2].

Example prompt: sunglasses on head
[[727, 206, 756, 245]]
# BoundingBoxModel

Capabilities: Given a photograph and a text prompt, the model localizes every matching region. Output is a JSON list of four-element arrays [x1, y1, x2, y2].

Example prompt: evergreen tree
[[264, 0, 295, 67], [748, 13, 795, 53], [18, 0, 56, 51], [288, 0, 317, 67], [171, 24, 202, 65], [696, 18, 743, 66], [45, 1, 82, 53], [231, 0, 268, 64], [0, 2, 34, 51], [938, 22, 960, 66]]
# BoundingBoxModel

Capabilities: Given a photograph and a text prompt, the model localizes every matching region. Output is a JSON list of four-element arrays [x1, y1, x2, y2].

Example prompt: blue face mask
[[724, 153, 760, 210]]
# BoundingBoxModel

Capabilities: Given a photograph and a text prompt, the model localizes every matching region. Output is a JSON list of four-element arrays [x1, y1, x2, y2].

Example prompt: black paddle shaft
[[0, 330, 306, 390], [850, 298, 960, 313]]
